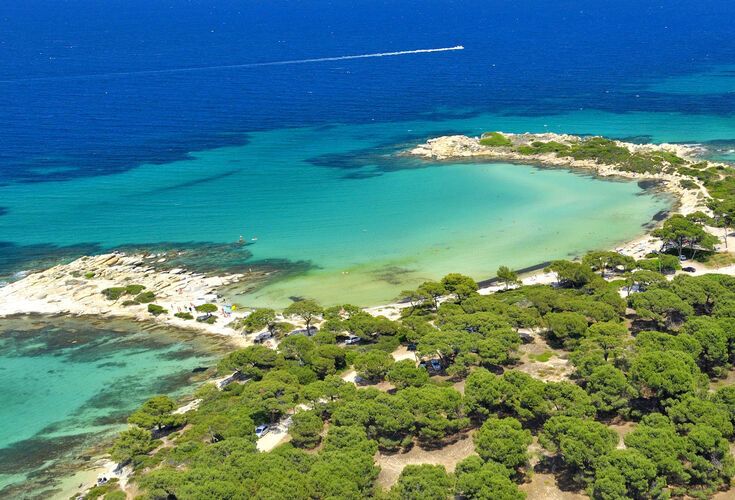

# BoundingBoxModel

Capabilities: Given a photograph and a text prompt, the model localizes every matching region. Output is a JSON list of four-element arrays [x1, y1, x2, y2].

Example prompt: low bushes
[[148, 304, 167, 316], [102, 284, 149, 302], [479, 131, 512, 147], [135, 291, 156, 303]]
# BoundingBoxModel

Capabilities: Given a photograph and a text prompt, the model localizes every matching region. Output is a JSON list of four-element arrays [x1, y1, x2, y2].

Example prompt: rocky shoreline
[[0, 253, 251, 341]]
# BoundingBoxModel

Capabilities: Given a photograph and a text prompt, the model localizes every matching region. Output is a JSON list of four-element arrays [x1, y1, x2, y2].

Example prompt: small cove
[[0, 316, 233, 499]]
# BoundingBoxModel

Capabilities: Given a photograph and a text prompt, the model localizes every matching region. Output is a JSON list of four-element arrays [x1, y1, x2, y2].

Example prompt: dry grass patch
[[520, 472, 588, 500], [517, 335, 571, 382]]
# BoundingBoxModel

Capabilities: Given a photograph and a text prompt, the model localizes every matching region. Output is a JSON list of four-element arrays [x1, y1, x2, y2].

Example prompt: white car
[[255, 424, 270, 438], [344, 335, 361, 345]]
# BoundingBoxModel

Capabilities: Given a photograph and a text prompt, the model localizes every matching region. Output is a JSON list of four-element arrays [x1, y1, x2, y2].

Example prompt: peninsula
[[408, 131, 726, 216]]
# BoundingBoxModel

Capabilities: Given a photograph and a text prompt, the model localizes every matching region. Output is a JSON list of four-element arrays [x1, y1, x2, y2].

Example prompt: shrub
[[479, 131, 512, 147], [195, 303, 219, 313], [102, 287, 127, 300], [125, 284, 146, 295], [175, 312, 193, 320], [517, 140, 571, 156], [84, 271, 95, 279], [530, 350, 554, 362], [135, 291, 156, 303], [680, 179, 698, 190], [122, 300, 139, 307], [148, 304, 167, 316], [104, 491, 127, 500], [81, 479, 121, 500]]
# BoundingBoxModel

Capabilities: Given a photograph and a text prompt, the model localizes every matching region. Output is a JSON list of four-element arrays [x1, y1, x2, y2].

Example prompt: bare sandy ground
[[375, 432, 476, 490]]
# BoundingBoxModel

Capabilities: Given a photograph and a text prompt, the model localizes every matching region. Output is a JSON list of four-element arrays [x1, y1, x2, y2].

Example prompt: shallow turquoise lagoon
[[0, 110, 711, 306], [0, 317, 229, 499]]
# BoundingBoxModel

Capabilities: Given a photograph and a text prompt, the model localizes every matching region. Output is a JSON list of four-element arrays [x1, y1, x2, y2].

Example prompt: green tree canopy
[[417, 281, 446, 311], [624, 414, 690, 484], [636, 254, 681, 274], [628, 288, 694, 329], [440, 273, 478, 303], [353, 350, 395, 382], [195, 303, 218, 313], [539, 416, 618, 475], [585, 364, 636, 416], [652, 214, 716, 258], [110, 427, 156, 464], [455, 457, 524, 500], [546, 260, 595, 288], [218, 344, 280, 379], [629, 350, 702, 402], [289, 410, 324, 448], [583, 250, 635, 277], [544, 311, 588, 347], [387, 359, 429, 389], [391, 464, 452, 500], [240, 308, 277, 333], [283, 299, 324, 331], [591, 449, 663, 500], [128, 395, 184, 432], [473, 417, 532, 470], [496, 265, 520, 290]]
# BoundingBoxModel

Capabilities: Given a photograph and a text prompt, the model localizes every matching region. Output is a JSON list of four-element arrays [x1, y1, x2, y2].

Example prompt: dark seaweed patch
[[0, 240, 315, 287], [304, 130, 466, 177], [1, 134, 251, 187], [615, 135, 653, 144], [0, 434, 90, 475], [370, 265, 417, 286], [96, 361, 127, 369]]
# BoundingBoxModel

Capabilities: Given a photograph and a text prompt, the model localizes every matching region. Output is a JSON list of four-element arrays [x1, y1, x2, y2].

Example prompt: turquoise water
[[3, 109, 727, 306], [2, 2, 735, 497], [0, 317, 229, 499]]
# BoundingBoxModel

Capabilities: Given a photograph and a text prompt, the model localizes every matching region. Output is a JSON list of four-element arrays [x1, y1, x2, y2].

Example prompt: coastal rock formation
[[409, 132, 701, 162], [0, 253, 247, 338]]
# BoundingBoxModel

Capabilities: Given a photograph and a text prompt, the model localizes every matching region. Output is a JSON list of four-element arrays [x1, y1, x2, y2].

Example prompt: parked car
[[420, 359, 443, 373], [196, 313, 213, 322], [344, 335, 361, 345], [255, 424, 270, 438], [679, 255, 688, 261], [682, 266, 696, 273], [518, 331, 534, 343], [407, 343, 417, 351], [254, 331, 273, 343]]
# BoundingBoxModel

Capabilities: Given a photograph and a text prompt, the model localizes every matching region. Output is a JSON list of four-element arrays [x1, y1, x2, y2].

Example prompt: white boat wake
[[0, 45, 464, 83]]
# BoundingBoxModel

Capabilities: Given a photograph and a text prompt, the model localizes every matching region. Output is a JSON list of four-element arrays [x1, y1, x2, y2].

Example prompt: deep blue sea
[[1, 1, 735, 497], [1, 0, 734, 184]]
